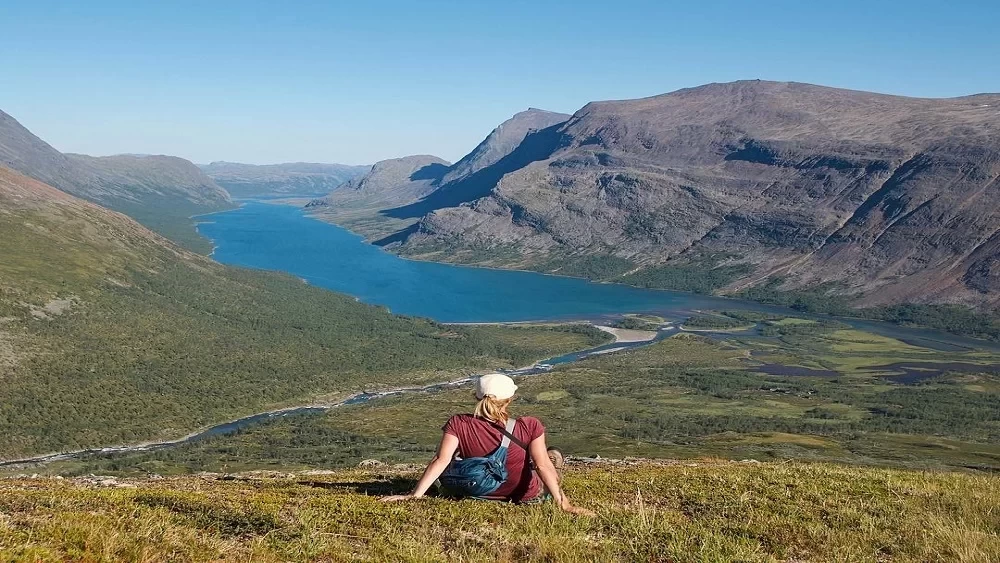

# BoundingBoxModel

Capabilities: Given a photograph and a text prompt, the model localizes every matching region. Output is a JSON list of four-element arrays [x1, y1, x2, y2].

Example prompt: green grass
[[683, 312, 753, 330], [611, 314, 661, 331], [310, 206, 421, 244], [538, 254, 637, 280], [2, 461, 998, 562]]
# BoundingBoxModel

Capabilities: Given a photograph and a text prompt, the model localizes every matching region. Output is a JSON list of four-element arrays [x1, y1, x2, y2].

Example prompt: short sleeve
[[442, 415, 460, 436], [520, 416, 545, 442]]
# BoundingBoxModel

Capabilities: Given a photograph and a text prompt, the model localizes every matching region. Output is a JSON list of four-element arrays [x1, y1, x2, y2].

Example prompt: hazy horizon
[[4, 0, 999, 165]]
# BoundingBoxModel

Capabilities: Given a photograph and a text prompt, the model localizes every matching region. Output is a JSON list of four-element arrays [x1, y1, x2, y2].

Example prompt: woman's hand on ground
[[565, 505, 597, 517], [560, 500, 596, 517], [381, 494, 417, 503]]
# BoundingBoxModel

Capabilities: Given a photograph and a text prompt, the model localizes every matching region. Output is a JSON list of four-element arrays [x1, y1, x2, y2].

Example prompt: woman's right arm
[[382, 432, 459, 502], [529, 433, 595, 516]]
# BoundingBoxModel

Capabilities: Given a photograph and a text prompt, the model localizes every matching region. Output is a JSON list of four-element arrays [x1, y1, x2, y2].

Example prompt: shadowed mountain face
[[304, 155, 452, 241], [200, 161, 369, 197], [388, 81, 1000, 309], [308, 109, 571, 241], [384, 121, 568, 220], [384, 109, 571, 219], [440, 108, 571, 185], [319, 155, 451, 207]]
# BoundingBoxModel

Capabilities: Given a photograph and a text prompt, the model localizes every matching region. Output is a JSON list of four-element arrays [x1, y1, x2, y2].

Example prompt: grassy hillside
[[2, 461, 998, 561], [0, 167, 607, 459]]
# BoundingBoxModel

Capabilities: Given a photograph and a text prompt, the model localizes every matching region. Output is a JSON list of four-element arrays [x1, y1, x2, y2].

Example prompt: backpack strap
[[499, 417, 518, 449], [498, 418, 529, 451]]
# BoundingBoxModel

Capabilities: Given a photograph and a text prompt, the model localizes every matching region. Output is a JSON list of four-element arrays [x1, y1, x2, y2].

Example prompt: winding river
[[0, 329, 678, 468]]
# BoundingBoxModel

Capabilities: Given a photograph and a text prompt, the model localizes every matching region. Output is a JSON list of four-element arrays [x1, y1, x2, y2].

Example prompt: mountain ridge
[[0, 109, 232, 251], [0, 110, 230, 206], [440, 108, 571, 184], [200, 161, 369, 197]]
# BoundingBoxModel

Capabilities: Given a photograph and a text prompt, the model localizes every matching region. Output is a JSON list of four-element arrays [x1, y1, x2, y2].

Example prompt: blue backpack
[[439, 418, 523, 498]]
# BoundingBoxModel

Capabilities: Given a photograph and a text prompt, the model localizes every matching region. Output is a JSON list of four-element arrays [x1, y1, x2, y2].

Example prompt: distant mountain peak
[[439, 108, 570, 185], [353, 155, 450, 193], [314, 154, 451, 220]]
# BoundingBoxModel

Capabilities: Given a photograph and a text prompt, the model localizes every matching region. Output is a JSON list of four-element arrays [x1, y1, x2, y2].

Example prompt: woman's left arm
[[382, 432, 459, 502]]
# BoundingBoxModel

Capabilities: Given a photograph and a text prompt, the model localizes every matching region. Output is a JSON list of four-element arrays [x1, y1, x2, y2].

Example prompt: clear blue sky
[[3, 0, 998, 165]]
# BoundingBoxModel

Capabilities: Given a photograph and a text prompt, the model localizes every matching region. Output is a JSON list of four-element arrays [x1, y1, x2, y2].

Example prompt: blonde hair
[[474, 396, 512, 424]]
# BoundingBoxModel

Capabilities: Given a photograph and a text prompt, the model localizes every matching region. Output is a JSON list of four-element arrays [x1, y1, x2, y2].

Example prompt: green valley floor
[[52, 313, 1000, 476]]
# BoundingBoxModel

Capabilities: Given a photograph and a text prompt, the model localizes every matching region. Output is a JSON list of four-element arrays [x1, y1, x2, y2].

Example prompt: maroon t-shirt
[[442, 414, 544, 501]]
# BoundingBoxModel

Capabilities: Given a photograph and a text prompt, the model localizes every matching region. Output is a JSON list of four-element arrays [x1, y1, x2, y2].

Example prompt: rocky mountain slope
[[326, 155, 450, 204], [66, 153, 232, 206], [200, 161, 369, 197], [382, 109, 572, 222], [388, 81, 1000, 310], [306, 155, 451, 240], [309, 109, 572, 241], [0, 109, 232, 250]]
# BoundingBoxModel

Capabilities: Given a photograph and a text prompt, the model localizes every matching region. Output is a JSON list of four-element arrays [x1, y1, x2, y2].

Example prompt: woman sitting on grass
[[382, 373, 594, 515]]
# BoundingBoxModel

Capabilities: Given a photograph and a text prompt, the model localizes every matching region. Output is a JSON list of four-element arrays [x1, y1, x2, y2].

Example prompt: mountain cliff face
[[201, 161, 369, 197], [391, 81, 1000, 309], [305, 155, 451, 240], [382, 110, 572, 221]]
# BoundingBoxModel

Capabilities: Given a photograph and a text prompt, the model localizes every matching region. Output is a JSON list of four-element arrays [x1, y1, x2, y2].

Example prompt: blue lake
[[196, 202, 745, 323], [195, 202, 1000, 353]]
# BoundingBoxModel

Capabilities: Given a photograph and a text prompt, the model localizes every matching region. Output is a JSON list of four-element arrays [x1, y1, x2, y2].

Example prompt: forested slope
[[0, 166, 603, 458]]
